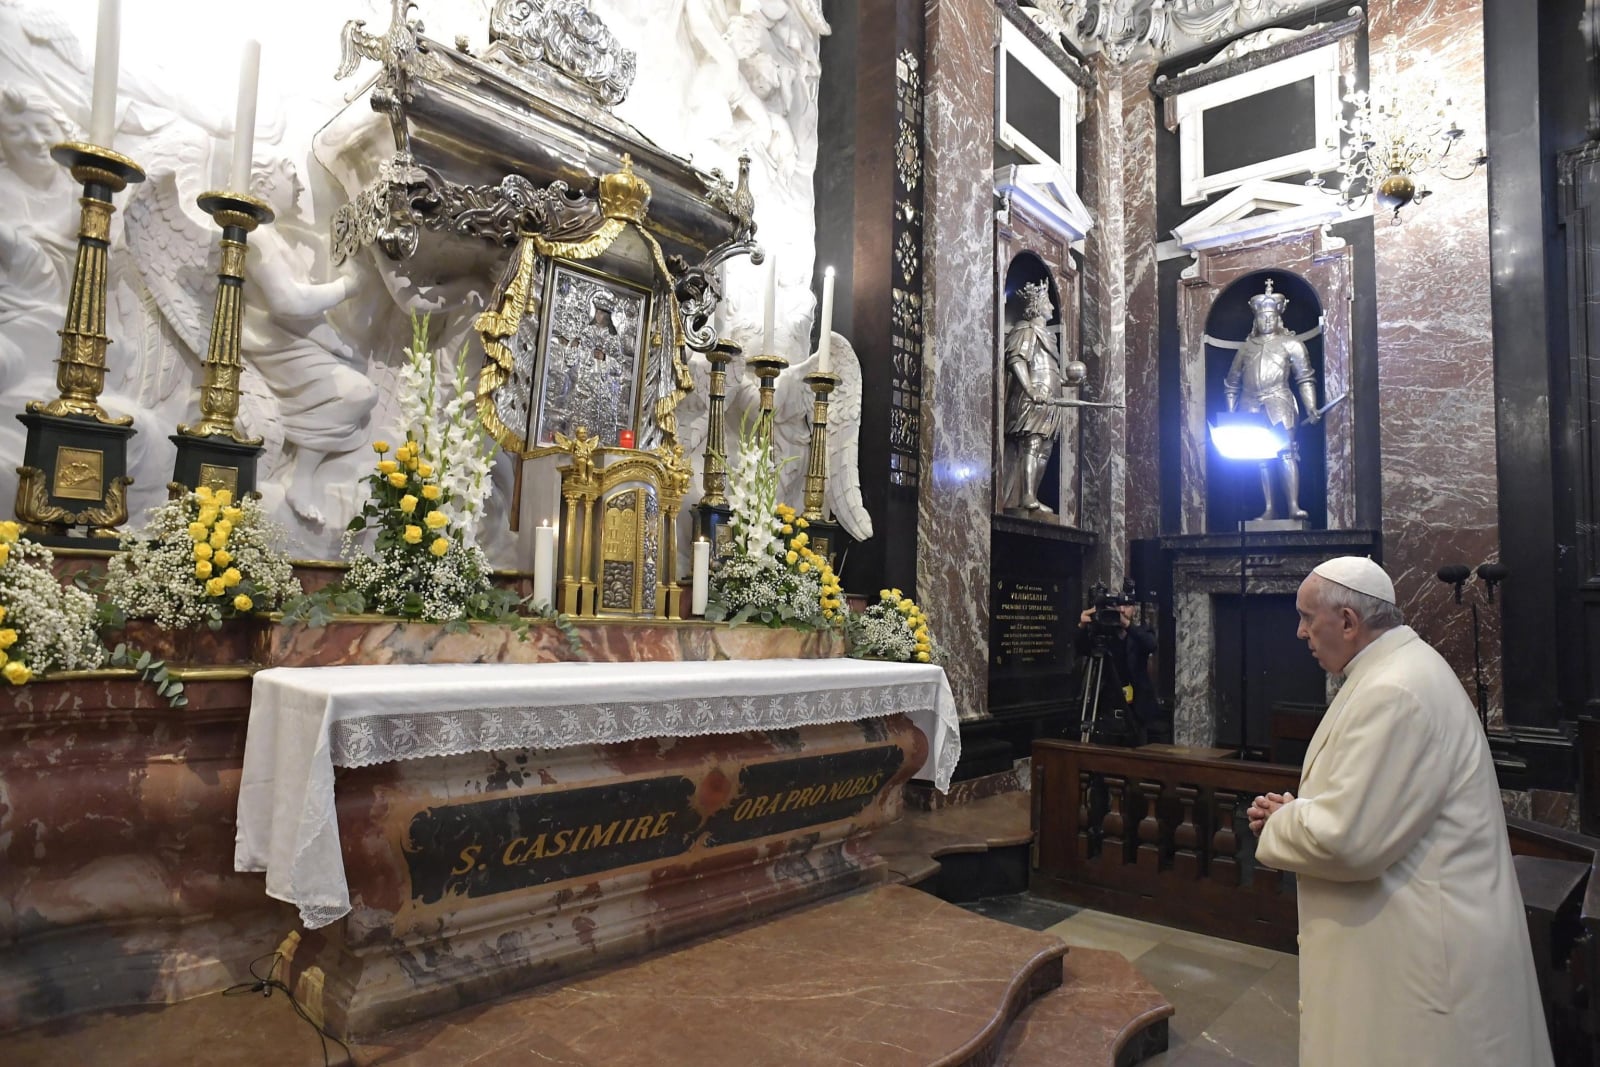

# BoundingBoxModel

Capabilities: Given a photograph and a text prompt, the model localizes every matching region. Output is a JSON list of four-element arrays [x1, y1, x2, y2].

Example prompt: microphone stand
[[1469, 602, 1488, 732]]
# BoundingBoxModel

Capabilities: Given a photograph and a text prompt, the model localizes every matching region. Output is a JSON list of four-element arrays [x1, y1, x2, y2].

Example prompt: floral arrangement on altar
[[336, 316, 500, 623], [706, 418, 843, 629], [847, 588, 938, 664], [103, 486, 301, 630], [283, 316, 580, 652], [0, 521, 107, 684]]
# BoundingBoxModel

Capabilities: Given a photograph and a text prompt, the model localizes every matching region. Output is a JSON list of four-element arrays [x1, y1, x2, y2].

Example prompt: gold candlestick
[[745, 353, 789, 442], [15, 142, 145, 539], [29, 143, 144, 424], [802, 371, 839, 522], [700, 339, 739, 507], [169, 192, 275, 499], [182, 193, 273, 441]]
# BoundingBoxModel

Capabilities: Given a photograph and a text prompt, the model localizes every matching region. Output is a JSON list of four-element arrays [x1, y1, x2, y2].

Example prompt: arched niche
[[1176, 225, 1354, 533], [1203, 269, 1327, 530], [997, 251, 1074, 519]]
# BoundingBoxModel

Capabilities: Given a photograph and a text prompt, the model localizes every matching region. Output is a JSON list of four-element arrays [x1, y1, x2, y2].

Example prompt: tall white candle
[[817, 266, 836, 375], [691, 538, 711, 616], [230, 40, 262, 193], [533, 522, 555, 606], [761, 252, 776, 354], [88, 0, 120, 148]]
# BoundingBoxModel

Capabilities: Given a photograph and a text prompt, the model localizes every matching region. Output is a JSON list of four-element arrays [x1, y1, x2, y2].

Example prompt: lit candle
[[533, 522, 555, 606], [230, 40, 262, 193], [88, 0, 120, 148], [618, 428, 635, 449], [761, 252, 776, 354], [691, 537, 710, 616], [817, 266, 835, 375]]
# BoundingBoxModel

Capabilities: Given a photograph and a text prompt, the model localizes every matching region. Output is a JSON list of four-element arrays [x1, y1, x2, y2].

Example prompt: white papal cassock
[[1256, 625, 1553, 1067]]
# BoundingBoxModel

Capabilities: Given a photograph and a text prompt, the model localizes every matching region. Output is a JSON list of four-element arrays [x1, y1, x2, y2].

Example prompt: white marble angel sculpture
[[0, 83, 76, 388], [769, 330, 873, 542], [125, 151, 375, 524]]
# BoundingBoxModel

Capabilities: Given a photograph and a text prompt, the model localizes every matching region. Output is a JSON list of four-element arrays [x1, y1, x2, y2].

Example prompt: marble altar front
[[234, 658, 957, 1036]]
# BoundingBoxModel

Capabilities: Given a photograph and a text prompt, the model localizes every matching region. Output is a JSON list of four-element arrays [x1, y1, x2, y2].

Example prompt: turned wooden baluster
[[1211, 789, 1241, 887], [1101, 775, 1129, 865], [1136, 779, 1164, 875], [1174, 784, 1204, 880], [1077, 770, 1095, 860]]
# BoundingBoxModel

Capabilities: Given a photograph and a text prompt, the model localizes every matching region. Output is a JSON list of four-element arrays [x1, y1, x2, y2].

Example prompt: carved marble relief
[[0, 0, 834, 567]]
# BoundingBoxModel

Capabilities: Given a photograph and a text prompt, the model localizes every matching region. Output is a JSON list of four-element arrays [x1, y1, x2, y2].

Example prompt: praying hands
[[1247, 791, 1295, 835]]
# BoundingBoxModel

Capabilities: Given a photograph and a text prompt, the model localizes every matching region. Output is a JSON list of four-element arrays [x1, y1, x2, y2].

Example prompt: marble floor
[[962, 895, 1299, 1066]]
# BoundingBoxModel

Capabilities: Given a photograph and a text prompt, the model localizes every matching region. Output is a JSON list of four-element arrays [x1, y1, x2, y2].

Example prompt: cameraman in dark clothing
[[1074, 600, 1158, 746]]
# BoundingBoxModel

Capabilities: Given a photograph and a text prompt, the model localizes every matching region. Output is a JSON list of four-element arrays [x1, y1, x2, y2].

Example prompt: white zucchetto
[[1311, 556, 1396, 605]]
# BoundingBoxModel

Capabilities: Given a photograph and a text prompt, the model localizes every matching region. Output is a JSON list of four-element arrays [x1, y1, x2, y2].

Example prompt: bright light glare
[[1208, 421, 1289, 461]]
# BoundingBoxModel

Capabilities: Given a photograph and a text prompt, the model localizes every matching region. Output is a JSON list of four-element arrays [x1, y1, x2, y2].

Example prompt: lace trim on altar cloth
[[330, 679, 952, 773]]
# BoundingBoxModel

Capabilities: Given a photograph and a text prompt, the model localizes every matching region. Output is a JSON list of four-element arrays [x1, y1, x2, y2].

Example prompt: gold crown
[[599, 154, 652, 223]]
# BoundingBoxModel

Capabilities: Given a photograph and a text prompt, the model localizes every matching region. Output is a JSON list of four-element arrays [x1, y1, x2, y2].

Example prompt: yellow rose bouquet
[[0, 520, 108, 684], [707, 419, 840, 630], [332, 315, 501, 623], [847, 588, 939, 664], [104, 486, 301, 630]]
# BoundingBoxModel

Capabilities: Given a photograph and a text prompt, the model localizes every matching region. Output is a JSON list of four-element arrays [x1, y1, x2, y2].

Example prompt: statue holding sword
[[1218, 279, 1337, 522]]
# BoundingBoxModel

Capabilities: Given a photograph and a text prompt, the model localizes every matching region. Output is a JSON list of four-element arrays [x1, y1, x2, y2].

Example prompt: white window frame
[[1172, 42, 1343, 206], [997, 17, 1081, 187]]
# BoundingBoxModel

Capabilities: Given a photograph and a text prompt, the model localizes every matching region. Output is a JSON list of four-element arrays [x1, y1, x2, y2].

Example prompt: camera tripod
[[1077, 639, 1124, 743]]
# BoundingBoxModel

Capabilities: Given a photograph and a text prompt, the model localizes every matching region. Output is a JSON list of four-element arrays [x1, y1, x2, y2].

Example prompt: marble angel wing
[[821, 332, 872, 541], [771, 330, 873, 542], [123, 156, 216, 360]]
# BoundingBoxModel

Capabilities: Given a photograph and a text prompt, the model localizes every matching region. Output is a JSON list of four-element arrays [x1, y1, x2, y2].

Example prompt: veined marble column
[[1080, 58, 1157, 588], [1370, 0, 1502, 720], [920, 0, 997, 719]]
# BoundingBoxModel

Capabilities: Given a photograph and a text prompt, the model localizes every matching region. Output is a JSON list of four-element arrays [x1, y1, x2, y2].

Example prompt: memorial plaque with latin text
[[405, 776, 699, 903], [701, 745, 905, 847], [988, 525, 1084, 714]]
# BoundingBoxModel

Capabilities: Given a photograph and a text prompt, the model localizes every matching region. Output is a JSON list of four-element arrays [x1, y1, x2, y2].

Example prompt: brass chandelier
[[1308, 68, 1487, 222]]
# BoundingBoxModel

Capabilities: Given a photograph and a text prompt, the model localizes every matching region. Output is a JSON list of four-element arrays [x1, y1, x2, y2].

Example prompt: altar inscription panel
[[401, 744, 906, 904]]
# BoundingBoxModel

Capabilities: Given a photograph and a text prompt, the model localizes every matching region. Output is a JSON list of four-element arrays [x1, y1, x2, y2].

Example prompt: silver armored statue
[[1223, 280, 1322, 521], [1003, 280, 1067, 514]]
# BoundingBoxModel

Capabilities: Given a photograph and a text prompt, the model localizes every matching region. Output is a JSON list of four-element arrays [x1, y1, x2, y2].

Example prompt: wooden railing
[[1510, 818, 1600, 1065], [1030, 740, 1301, 952]]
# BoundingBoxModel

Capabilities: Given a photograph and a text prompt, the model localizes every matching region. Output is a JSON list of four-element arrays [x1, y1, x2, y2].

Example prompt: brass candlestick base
[[746, 353, 789, 442], [802, 370, 839, 522], [15, 142, 144, 539], [170, 191, 274, 498]]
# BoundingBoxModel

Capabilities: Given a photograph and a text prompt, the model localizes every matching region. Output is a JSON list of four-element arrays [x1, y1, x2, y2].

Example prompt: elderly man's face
[[1295, 575, 1360, 674]]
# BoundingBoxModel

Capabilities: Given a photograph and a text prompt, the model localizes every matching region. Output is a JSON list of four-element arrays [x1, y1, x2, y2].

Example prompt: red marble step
[[998, 948, 1174, 1067], [875, 789, 1034, 886], [353, 882, 1066, 1067]]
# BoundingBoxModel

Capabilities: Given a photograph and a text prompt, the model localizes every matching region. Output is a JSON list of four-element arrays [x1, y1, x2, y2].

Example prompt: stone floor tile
[[1044, 920, 1163, 962], [1163, 927, 1294, 971]]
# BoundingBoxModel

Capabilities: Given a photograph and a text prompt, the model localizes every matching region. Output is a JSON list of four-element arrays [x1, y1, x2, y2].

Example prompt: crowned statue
[[1223, 280, 1322, 521], [1002, 280, 1067, 515]]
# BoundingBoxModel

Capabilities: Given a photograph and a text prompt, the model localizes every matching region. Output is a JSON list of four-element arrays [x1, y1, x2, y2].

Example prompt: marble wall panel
[[1121, 63, 1163, 546], [1369, 0, 1501, 715], [921, 0, 998, 719], [1081, 58, 1158, 589]]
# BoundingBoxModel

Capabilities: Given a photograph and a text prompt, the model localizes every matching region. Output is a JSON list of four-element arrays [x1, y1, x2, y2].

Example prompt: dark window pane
[[1006, 53, 1061, 161], [1201, 78, 1317, 176]]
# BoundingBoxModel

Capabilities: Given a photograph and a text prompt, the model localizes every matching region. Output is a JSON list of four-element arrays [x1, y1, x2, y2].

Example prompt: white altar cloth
[[234, 658, 961, 928]]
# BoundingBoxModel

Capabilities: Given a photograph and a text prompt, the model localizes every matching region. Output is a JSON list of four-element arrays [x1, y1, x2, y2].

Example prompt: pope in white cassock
[[1249, 556, 1552, 1067]]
